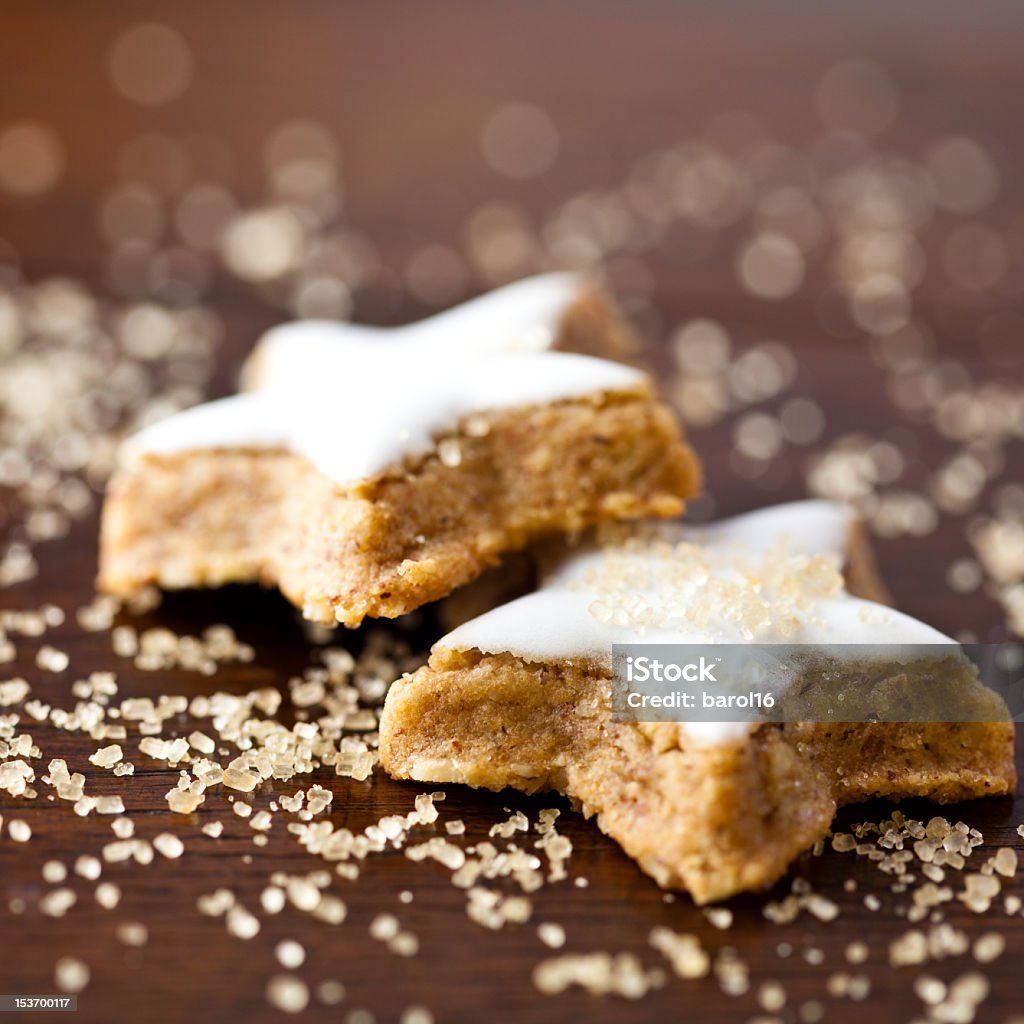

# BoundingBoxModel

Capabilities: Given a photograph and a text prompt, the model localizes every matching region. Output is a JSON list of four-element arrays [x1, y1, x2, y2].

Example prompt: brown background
[[1, 3, 1023, 1023]]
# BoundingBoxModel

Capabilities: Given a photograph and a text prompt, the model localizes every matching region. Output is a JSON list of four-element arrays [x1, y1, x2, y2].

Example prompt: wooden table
[[1, 3, 1022, 1022]]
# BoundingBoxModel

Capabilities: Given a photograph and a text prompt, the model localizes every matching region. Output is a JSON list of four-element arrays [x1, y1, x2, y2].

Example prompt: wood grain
[[1, 3, 1022, 1022]]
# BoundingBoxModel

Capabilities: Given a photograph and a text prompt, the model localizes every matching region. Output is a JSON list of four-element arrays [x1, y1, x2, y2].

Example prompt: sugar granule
[[54, 957, 89, 994], [266, 975, 309, 1014], [275, 940, 306, 969]]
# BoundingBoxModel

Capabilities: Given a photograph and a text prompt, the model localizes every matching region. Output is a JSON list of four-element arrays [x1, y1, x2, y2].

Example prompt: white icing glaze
[[126, 273, 644, 485], [439, 500, 956, 745], [248, 272, 591, 391]]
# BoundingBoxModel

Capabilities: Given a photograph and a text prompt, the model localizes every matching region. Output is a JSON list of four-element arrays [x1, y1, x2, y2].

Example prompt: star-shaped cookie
[[379, 500, 1015, 902], [98, 274, 701, 625]]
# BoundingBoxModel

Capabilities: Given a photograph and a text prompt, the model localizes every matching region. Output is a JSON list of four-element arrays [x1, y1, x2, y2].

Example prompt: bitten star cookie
[[379, 500, 1015, 903], [98, 274, 701, 625]]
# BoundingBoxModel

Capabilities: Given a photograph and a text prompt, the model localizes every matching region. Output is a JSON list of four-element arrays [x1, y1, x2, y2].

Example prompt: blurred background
[[2, 6, 1024, 1022], [1, 0, 1022, 637]]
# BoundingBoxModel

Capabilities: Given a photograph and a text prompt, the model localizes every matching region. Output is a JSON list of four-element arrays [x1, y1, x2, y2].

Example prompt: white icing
[[126, 273, 644, 485], [439, 500, 956, 745], [249, 272, 591, 390]]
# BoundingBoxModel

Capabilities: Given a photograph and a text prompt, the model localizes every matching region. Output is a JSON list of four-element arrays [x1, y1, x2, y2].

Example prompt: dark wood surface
[[1, 3, 1023, 1023]]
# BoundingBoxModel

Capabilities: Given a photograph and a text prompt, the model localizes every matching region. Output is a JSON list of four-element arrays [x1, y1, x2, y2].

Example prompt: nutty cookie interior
[[379, 504, 1015, 902], [98, 277, 702, 625]]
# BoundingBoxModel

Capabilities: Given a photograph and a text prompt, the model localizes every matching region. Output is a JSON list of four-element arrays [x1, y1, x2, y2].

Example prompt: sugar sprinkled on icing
[[125, 273, 644, 486], [443, 500, 954, 656], [440, 500, 956, 744]]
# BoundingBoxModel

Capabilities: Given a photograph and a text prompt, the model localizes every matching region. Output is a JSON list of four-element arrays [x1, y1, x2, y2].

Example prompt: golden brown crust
[[99, 388, 701, 626], [843, 518, 893, 605], [551, 286, 641, 364]]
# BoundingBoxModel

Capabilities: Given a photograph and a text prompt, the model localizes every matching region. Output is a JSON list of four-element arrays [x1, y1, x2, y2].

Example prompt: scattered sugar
[[111, 817, 135, 839], [261, 887, 286, 914], [95, 882, 121, 909], [54, 957, 89, 993], [533, 952, 665, 998], [972, 932, 1005, 963], [704, 907, 733, 930], [88, 744, 123, 769], [275, 940, 306, 969], [116, 922, 148, 947], [537, 923, 566, 949], [8, 819, 31, 842], [74, 855, 101, 880], [153, 833, 184, 858], [266, 975, 309, 1014], [42, 860, 66, 884], [649, 927, 710, 979], [225, 904, 260, 940]]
